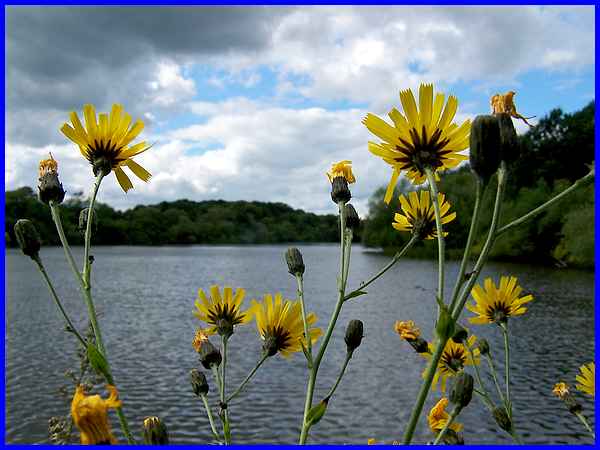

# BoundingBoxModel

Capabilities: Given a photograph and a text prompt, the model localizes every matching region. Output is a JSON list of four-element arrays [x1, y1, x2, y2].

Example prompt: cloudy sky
[[5, 6, 595, 215]]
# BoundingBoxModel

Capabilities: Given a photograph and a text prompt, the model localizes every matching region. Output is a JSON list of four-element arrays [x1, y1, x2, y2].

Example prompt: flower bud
[[476, 338, 490, 356], [344, 204, 360, 231], [469, 115, 501, 184], [563, 394, 583, 415], [37, 155, 66, 205], [442, 429, 464, 445], [409, 337, 430, 354], [331, 177, 351, 204], [78, 208, 97, 235], [190, 369, 209, 396], [143, 416, 169, 444], [14, 219, 41, 259], [451, 323, 468, 344], [492, 406, 512, 432], [497, 113, 520, 163], [198, 339, 222, 369], [344, 319, 364, 353], [285, 247, 305, 276], [449, 371, 474, 409]]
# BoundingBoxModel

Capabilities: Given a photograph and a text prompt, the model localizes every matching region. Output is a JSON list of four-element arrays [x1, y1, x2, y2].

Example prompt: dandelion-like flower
[[392, 190, 456, 240], [428, 398, 463, 433], [60, 104, 152, 192], [422, 336, 480, 392], [394, 320, 421, 340], [576, 362, 595, 397], [326, 160, 356, 184], [194, 285, 250, 337], [250, 293, 322, 357], [71, 385, 121, 444], [467, 276, 534, 325], [363, 83, 470, 203], [192, 328, 210, 352], [552, 382, 570, 400]]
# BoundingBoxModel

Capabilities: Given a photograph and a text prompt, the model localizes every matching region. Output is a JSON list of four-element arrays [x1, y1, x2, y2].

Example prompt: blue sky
[[5, 6, 595, 215]]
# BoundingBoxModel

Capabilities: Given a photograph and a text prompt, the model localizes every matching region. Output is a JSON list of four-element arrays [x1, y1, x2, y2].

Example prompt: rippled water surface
[[5, 245, 595, 444]]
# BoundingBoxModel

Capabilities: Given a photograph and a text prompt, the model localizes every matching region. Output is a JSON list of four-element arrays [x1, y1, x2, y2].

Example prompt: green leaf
[[344, 290, 367, 301], [87, 343, 110, 380], [305, 399, 328, 428]]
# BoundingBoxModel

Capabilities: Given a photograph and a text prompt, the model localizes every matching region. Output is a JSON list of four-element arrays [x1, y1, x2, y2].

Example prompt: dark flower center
[[395, 125, 451, 174], [442, 348, 466, 373]]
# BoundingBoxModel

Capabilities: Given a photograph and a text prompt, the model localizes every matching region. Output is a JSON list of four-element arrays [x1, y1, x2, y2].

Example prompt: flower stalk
[[200, 394, 222, 443], [432, 406, 460, 445], [295, 274, 313, 361], [425, 168, 446, 303], [226, 353, 269, 404]]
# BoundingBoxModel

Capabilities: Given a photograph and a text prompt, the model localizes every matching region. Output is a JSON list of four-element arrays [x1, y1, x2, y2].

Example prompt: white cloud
[[146, 61, 196, 107]]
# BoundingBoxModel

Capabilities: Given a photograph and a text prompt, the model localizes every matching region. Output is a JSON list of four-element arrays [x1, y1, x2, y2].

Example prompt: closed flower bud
[[190, 369, 209, 396], [469, 115, 501, 184], [78, 208, 97, 235], [497, 113, 520, 163], [492, 406, 512, 432], [38, 154, 66, 205], [14, 219, 41, 259], [143, 416, 169, 444], [563, 394, 583, 415], [198, 339, 222, 369], [442, 429, 464, 445], [451, 323, 468, 344], [344, 204, 360, 231], [409, 337, 430, 354], [450, 371, 474, 409], [476, 338, 490, 356], [344, 319, 364, 353], [285, 247, 305, 276], [331, 177, 351, 204]]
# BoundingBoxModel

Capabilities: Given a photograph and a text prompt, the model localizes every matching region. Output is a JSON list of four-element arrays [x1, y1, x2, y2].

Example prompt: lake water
[[5, 245, 595, 444]]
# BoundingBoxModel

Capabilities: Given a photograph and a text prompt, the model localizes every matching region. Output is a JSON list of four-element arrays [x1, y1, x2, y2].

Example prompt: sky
[[5, 6, 595, 215]]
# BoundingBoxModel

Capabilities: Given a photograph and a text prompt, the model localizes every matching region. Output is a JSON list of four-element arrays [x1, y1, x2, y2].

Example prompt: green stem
[[344, 234, 418, 301], [33, 257, 86, 347], [448, 178, 484, 313], [201, 394, 222, 443], [496, 169, 594, 237], [49, 202, 83, 285], [500, 322, 511, 417], [432, 406, 461, 445], [425, 168, 445, 303], [219, 335, 231, 444], [325, 351, 353, 401], [299, 370, 317, 444], [225, 353, 269, 404], [83, 174, 103, 289], [295, 274, 312, 360], [466, 344, 494, 411], [484, 353, 506, 406], [574, 411, 595, 439]]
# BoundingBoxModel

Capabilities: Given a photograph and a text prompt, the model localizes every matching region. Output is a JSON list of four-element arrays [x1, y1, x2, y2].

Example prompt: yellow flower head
[[467, 276, 534, 325], [363, 83, 470, 203], [394, 320, 421, 341], [39, 153, 58, 177], [428, 398, 463, 433], [552, 382, 570, 400], [422, 336, 480, 392], [367, 438, 400, 445], [192, 328, 210, 352], [392, 190, 456, 240], [326, 160, 356, 184], [60, 103, 152, 192], [71, 385, 122, 444], [250, 293, 322, 358], [194, 285, 250, 337], [576, 362, 595, 397], [490, 90, 535, 127]]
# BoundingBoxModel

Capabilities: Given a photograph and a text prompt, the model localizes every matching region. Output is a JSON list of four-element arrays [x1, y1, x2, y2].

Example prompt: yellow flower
[[467, 276, 534, 325], [71, 385, 122, 444], [367, 438, 400, 445], [394, 320, 421, 341], [392, 190, 456, 240], [428, 398, 463, 433], [552, 382, 570, 400], [326, 160, 356, 183], [39, 153, 58, 177], [422, 336, 480, 392], [250, 293, 322, 357], [490, 91, 535, 127], [60, 103, 152, 192], [192, 328, 210, 352], [194, 285, 251, 337], [363, 83, 470, 203], [576, 362, 595, 397]]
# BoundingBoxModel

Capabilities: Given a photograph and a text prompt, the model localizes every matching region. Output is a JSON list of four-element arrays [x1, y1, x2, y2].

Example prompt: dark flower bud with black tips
[[450, 371, 474, 409], [199, 339, 222, 369], [344, 319, 364, 353], [496, 113, 520, 164], [451, 323, 468, 344], [285, 247, 305, 276], [476, 338, 490, 356], [143, 416, 169, 444], [469, 115, 501, 184], [38, 173, 65, 205], [331, 177, 351, 204], [78, 208, 97, 235], [344, 204, 360, 232], [409, 337, 430, 354], [492, 406, 512, 432], [14, 219, 41, 259], [442, 429, 464, 445], [190, 369, 209, 396]]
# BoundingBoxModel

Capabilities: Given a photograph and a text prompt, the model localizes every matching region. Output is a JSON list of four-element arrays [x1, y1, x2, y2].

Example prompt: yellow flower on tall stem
[[326, 160, 356, 183], [363, 83, 470, 203], [60, 103, 152, 192], [71, 385, 122, 444], [467, 276, 534, 325], [250, 293, 322, 357], [576, 362, 595, 397], [428, 398, 463, 433], [194, 285, 251, 337], [392, 190, 456, 240], [422, 336, 480, 392]]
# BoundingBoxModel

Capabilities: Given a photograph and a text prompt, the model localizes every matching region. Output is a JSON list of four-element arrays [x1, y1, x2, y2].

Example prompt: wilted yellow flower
[[467, 276, 534, 325], [363, 83, 470, 203], [250, 293, 322, 357], [576, 362, 595, 397], [192, 328, 210, 352], [326, 160, 356, 183], [71, 385, 121, 444], [552, 382, 570, 400], [392, 190, 456, 240], [422, 336, 480, 392], [60, 103, 152, 192], [428, 398, 463, 433], [194, 285, 251, 337], [39, 153, 58, 177], [490, 91, 535, 126], [394, 320, 420, 340]]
